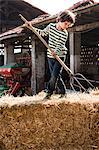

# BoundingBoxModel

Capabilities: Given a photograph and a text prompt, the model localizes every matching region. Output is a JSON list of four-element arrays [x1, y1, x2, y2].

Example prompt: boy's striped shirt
[[35, 23, 68, 58]]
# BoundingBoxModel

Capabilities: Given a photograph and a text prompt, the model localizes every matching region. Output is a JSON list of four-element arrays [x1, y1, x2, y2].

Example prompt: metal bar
[[74, 73, 94, 88]]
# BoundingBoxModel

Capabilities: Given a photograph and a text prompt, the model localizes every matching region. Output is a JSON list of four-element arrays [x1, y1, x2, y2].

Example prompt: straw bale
[[90, 88, 99, 95], [0, 92, 99, 150]]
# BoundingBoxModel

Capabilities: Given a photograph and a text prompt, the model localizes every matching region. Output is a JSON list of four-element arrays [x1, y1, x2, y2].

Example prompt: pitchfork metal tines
[[19, 14, 94, 93]]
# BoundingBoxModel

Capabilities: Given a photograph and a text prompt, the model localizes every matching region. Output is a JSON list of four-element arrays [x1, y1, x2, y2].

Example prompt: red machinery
[[0, 54, 31, 97]]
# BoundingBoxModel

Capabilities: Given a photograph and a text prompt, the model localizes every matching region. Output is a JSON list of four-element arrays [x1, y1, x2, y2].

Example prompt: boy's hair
[[56, 10, 76, 26]]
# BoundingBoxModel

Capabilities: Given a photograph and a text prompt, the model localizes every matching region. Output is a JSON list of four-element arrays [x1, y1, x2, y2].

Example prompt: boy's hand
[[51, 50, 57, 56]]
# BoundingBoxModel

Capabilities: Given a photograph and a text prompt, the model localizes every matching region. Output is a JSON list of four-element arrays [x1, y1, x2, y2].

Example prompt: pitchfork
[[19, 14, 94, 93]]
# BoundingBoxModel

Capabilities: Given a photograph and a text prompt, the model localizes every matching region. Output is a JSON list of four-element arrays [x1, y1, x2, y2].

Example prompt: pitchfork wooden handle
[[19, 14, 27, 23], [19, 14, 73, 75], [19, 14, 32, 28]]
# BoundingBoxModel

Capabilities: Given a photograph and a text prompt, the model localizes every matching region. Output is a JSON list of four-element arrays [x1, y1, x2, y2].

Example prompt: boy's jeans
[[47, 57, 65, 95]]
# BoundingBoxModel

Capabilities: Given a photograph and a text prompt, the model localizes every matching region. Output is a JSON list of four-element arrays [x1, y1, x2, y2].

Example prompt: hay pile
[[0, 91, 99, 150]]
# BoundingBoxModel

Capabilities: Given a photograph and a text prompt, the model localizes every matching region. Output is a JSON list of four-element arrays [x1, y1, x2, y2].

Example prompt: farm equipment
[[0, 54, 31, 97], [19, 14, 94, 93]]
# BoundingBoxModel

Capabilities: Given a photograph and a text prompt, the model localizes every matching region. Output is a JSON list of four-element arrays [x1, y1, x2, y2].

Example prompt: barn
[[0, 0, 48, 95], [0, 1, 99, 150], [0, 0, 99, 96]]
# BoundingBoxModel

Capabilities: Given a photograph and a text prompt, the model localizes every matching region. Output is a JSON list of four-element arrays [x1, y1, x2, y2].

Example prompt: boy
[[31, 10, 76, 99]]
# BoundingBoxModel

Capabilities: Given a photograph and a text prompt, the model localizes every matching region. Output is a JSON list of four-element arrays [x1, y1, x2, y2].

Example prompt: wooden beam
[[68, 21, 99, 32], [73, 3, 99, 14], [69, 32, 75, 74]]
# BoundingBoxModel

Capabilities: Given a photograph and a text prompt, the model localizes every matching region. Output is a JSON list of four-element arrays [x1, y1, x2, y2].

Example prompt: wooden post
[[69, 32, 75, 74], [4, 46, 7, 65], [31, 38, 36, 95], [74, 32, 81, 73], [69, 32, 81, 74], [4, 43, 14, 65]]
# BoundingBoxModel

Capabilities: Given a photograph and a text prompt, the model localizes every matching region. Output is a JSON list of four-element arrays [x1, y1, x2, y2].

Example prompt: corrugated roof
[[0, 2, 99, 41], [69, 0, 96, 10]]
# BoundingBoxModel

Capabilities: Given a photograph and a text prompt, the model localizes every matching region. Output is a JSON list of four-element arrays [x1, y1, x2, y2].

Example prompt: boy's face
[[60, 21, 71, 30]]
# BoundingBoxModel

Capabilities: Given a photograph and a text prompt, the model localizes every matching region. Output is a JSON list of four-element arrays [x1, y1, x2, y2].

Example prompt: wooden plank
[[73, 3, 99, 14], [68, 21, 99, 32]]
